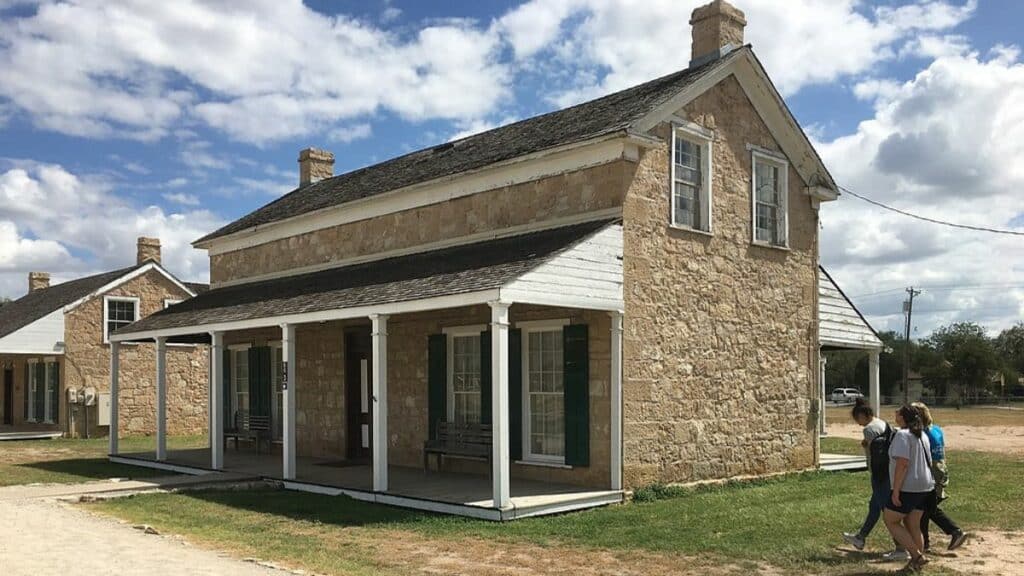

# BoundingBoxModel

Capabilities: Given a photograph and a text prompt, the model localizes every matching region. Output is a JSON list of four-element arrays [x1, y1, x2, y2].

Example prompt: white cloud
[[327, 122, 373, 144], [0, 163, 222, 298], [162, 191, 200, 206], [818, 47, 1024, 335]]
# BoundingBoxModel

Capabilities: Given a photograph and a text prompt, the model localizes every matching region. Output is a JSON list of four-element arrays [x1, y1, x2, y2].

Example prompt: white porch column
[[155, 336, 167, 461], [609, 310, 624, 491], [282, 323, 297, 480], [489, 302, 511, 509], [819, 355, 827, 436], [370, 314, 389, 492], [869, 350, 881, 417], [109, 341, 120, 455], [210, 331, 224, 470]]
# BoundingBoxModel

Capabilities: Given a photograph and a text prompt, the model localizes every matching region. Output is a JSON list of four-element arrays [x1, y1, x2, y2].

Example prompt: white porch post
[[155, 336, 167, 461], [490, 302, 511, 509], [819, 355, 827, 436], [869, 350, 881, 417], [210, 331, 224, 470], [282, 323, 297, 480], [370, 314, 389, 492], [109, 341, 120, 455], [609, 311, 623, 491]]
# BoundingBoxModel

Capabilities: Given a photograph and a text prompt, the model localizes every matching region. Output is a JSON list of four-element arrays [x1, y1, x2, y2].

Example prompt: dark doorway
[[2, 368, 13, 425], [345, 327, 372, 462]]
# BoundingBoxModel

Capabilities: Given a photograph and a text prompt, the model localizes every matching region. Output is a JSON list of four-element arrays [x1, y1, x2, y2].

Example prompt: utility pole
[[902, 287, 922, 404]]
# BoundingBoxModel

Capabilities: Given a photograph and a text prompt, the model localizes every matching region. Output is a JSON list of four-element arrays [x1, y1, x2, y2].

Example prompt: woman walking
[[912, 401, 969, 551], [842, 399, 901, 556], [883, 405, 935, 573]]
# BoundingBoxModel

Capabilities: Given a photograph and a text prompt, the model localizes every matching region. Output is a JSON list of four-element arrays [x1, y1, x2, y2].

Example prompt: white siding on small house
[[819, 269, 882, 350], [0, 309, 65, 354], [502, 223, 623, 310]]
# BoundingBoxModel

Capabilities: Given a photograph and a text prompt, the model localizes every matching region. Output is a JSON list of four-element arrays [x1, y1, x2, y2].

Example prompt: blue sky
[[1, 0, 1022, 337]]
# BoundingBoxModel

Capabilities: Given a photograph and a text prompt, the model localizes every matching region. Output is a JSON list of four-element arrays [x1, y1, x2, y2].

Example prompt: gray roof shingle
[[0, 264, 143, 341], [195, 50, 744, 244], [120, 219, 619, 336]]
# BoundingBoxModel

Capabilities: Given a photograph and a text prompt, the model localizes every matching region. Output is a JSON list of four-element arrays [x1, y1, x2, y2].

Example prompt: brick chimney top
[[28, 272, 50, 293], [690, 0, 746, 67], [298, 148, 335, 187], [137, 237, 161, 265]]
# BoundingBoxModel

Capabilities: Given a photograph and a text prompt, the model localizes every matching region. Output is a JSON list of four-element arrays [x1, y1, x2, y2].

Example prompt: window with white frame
[[26, 361, 38, 422], [230, 347, 250, 417], [671, 125, 712, 232], [523, 323, 566, 462], [26, 360, 57, 423], [104, 296, 139, 343], [447, 331, 482, 425], [751, 151, 789, 247], [45, 362, 58, 423]]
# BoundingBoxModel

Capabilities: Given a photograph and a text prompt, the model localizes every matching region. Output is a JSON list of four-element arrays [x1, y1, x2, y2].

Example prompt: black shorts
[[885, 491, 930, 515]]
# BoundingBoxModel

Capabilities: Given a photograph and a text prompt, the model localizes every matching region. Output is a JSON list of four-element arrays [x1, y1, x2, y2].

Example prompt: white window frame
[[44, 360, 57, 423], [228, 344, 251, 418], [669, 121, 714, 234], [442, 324, 486, 425], [750, 148, 790, 249], [26, 359, 38, 423], [518, 318, 570, 465], [268, 341, 283, 440], [103, 296, 140, 344]]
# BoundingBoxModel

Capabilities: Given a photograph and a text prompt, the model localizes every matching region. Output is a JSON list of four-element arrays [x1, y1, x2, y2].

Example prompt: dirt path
[[827, 423, 1024, 456], [0, 498, 291, 576]]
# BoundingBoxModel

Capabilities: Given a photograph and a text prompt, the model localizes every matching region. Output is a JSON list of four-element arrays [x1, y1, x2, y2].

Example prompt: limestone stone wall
[[64, 270, 209, 438], [210, 161, 628, 284], [620, 75, 820, 488], [0, 354, 64, 431]]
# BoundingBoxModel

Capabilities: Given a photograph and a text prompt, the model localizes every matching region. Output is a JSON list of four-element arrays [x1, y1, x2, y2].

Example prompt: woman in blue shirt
[[912, 402, 969, 552]]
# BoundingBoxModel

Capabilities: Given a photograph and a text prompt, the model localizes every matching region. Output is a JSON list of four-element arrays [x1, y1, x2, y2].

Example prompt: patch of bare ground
[[828, 423, 1024, 456], [931, 530, 1024, 576]]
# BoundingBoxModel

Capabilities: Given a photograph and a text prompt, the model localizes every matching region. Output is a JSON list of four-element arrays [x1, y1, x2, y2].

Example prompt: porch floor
[[820, 452, 867, 472], [115, 447, 622, 520]]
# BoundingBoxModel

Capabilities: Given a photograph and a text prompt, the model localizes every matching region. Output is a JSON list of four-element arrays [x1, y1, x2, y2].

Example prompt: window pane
[[451, 335, 482, 424], [526, 328, 565, 459]]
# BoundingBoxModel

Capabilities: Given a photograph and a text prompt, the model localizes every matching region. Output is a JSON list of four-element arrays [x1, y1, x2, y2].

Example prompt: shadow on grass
[[16, 458, 170, 481]]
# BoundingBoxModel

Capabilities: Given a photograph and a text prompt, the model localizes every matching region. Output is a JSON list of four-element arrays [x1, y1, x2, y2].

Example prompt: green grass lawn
[[826, 404, 1024, 427], [0, 435, 206, 486], [90, 439, 1024, 576]]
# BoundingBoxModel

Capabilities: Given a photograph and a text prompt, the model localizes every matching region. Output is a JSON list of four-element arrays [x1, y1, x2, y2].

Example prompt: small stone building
[[110, 1, 841, 520], [0, 238, 208, 438]]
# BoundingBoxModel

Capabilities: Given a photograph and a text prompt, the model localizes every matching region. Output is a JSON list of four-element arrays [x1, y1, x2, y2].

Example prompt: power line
[[852, 283, 1024, 299], [838, 186, 1024, 237]]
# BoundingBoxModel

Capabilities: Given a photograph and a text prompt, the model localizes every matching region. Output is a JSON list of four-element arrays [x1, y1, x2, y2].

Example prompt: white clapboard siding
[[819, 268, 882, 350], [502, 223, 623, 310], [0, 309, 65, 354]]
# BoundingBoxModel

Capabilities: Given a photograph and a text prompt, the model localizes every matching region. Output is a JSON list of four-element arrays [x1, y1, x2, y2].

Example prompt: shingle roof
[[195, 49, 745, 245], [0, 264, 143, 340], [120, 219, 619, 336]]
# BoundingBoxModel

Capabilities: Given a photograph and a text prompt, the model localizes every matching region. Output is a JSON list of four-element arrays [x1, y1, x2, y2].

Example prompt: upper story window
[[751, 150, 789, 248], [103, 296, 139, 343], [670, 124, 713, 233]]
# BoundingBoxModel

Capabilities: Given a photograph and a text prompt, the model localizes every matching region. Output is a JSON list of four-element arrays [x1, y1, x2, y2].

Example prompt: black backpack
[[868, 423, 894, 481]]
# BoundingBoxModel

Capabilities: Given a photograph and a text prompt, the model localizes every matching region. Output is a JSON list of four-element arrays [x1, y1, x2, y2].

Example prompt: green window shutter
[[480, 330, 491, 425], [427, 334, 447, 439], [223, 348, 232, 428], [509, 328, 523, 461], [248, 347, 272, 418], [563, 324, 590, 467], [34, 362, 45, 422], [49, 363, 60, 424]]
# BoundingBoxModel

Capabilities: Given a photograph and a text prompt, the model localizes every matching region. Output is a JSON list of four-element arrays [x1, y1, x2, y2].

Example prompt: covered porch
[[108, 219, 626, 520]]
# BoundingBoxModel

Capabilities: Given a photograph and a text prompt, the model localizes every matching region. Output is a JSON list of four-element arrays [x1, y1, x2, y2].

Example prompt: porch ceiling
[[113, 218, 621, 341]]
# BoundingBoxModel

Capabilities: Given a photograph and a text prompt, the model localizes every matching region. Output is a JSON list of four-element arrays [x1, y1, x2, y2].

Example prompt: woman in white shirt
[[882, 405, 935, 573]]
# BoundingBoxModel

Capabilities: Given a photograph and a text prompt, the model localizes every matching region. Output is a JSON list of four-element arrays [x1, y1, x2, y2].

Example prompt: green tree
[[996, 322, 1024, 375], [923, 322, 999, 406]]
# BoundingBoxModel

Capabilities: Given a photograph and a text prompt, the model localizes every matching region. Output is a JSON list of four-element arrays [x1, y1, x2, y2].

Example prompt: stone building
[[0, 238, 208, 439], [109, 1, 841, 519]]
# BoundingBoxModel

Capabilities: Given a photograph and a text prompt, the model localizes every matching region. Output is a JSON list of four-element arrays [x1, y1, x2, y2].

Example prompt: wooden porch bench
[[423, 422, 492, 478], [224, 410, 272, 454]]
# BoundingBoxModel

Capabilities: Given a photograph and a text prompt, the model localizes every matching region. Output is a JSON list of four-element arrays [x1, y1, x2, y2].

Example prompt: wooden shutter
[[34, 362, 45, 422], [222, 348, 232, 429], [49, 362, 60, 424], [509, 328, 523, 461], [480, 331, 491, 425], [427, 334, 446, 440], [563, 324, 590, 467], [248, 347, 271, 418]]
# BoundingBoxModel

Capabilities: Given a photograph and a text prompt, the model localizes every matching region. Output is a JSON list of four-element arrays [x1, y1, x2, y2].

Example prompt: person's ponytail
[[898, 405, 924, 438]]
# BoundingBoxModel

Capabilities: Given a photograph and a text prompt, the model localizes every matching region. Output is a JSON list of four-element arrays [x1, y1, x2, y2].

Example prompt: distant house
[[0, 238, 208, 438], [109, 0, 843, 520]]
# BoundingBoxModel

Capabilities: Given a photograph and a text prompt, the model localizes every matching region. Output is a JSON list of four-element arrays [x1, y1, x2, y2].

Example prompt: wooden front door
[[345, 328, 372, 461], [2, 368, 13, 425]]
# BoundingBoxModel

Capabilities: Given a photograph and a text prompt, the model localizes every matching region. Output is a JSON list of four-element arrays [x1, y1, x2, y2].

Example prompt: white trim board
[[64, 262, 197, 314], [197, 136, 636, 256]]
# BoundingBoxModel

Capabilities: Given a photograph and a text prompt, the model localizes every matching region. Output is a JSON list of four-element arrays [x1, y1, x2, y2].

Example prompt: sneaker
[[883, 549, 910, 561], [949, 531, 969, 551], [842, 532, 866, 551]]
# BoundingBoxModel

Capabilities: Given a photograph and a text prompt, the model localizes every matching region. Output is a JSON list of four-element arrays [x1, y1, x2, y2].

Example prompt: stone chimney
[[137, 237, 161, 265], [298, 148, 334, 186], [28, 272, 50, 293], [690, 0, 746, 67]]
